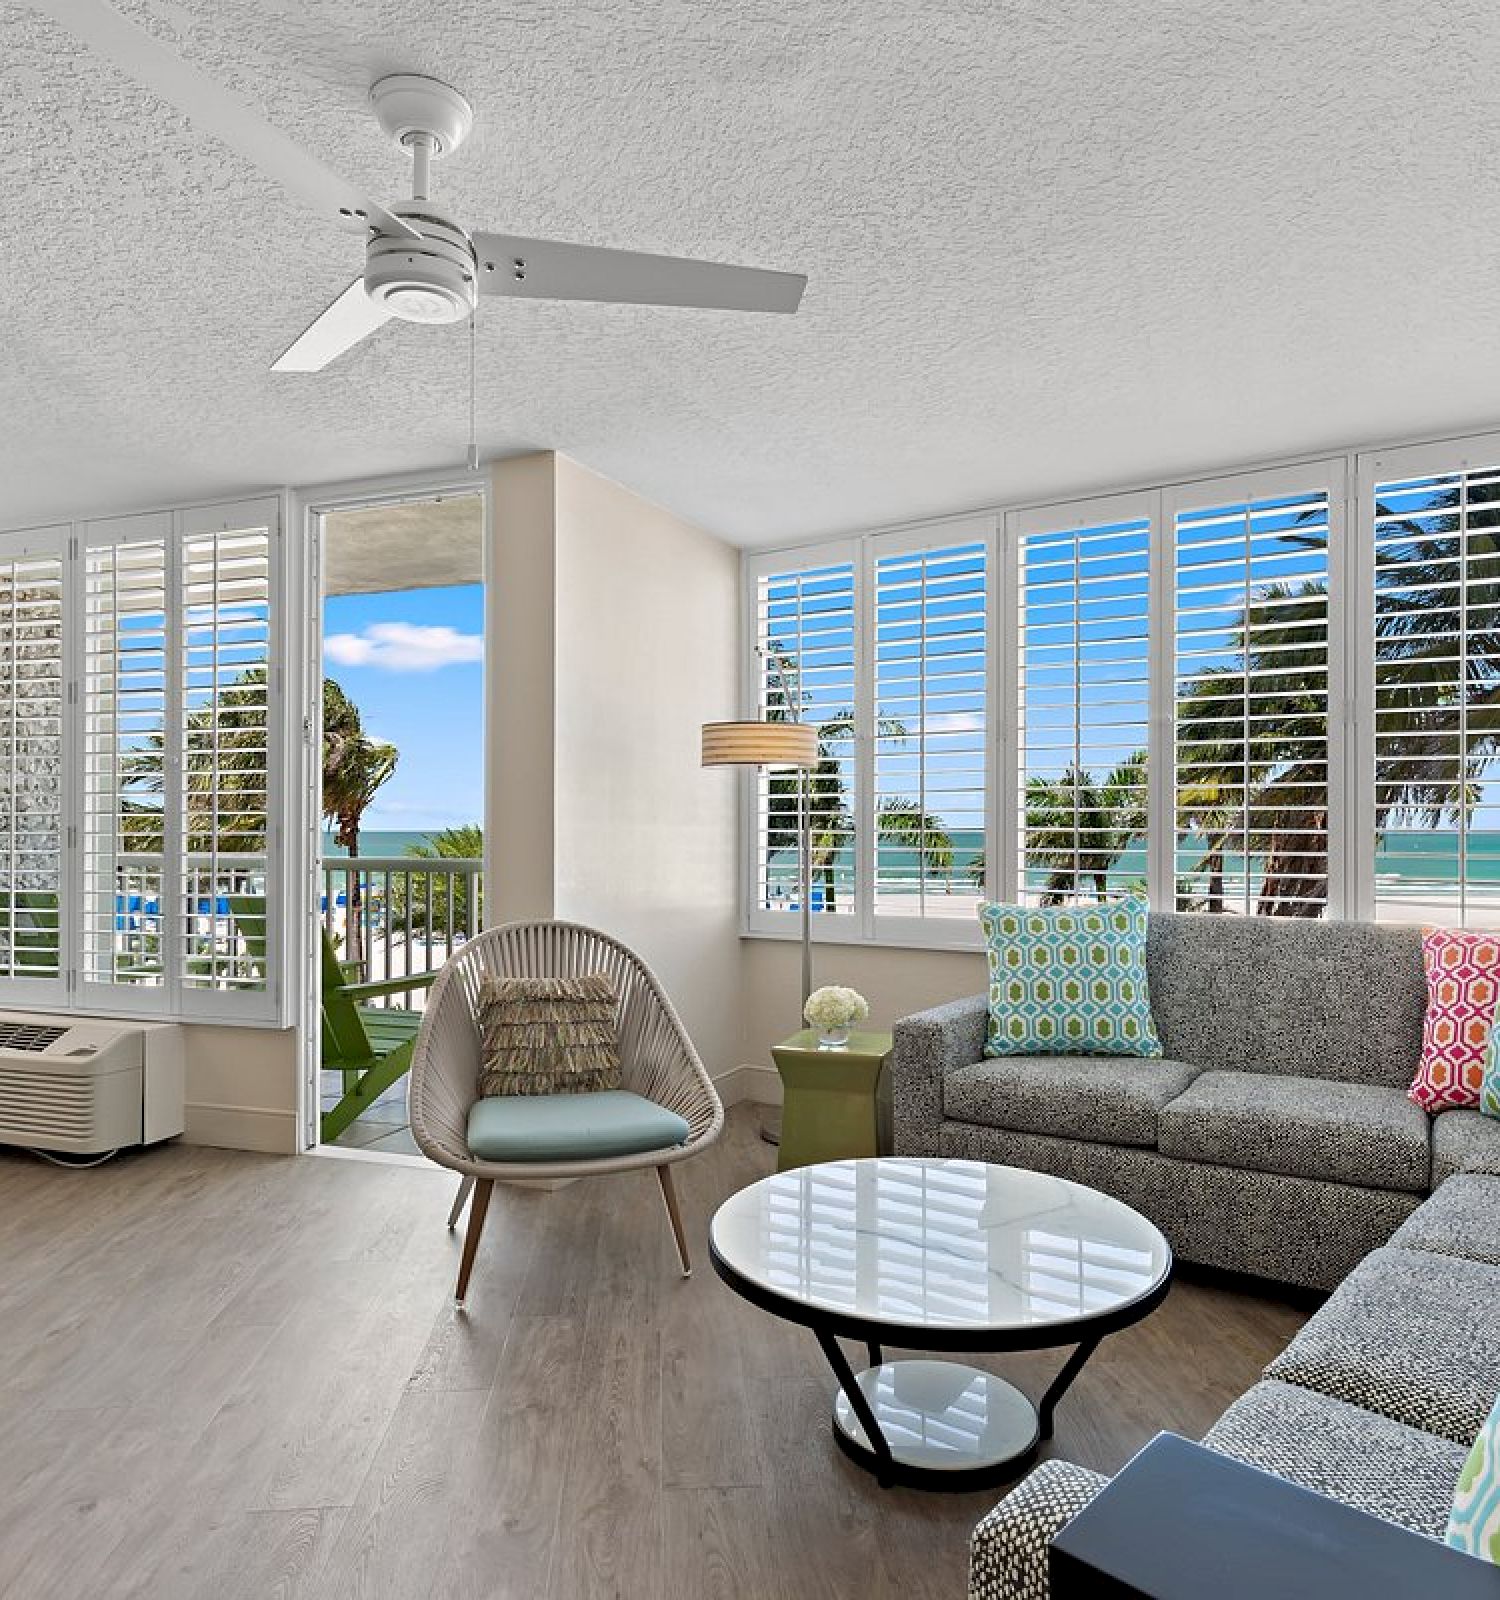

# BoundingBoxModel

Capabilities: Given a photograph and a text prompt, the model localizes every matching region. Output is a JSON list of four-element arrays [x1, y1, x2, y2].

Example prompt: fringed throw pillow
[[477, 974, 621, 1097]]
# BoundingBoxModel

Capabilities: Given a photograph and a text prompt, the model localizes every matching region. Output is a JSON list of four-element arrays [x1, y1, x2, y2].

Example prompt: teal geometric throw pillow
[[979, 894, 1162, 1059], [1447, 1390, 1500, 1563]]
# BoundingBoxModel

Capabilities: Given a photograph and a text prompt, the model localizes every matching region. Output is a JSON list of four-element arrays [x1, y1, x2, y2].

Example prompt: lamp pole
[[800, 763, 813, 1016], [700, 716, 820, 1150]]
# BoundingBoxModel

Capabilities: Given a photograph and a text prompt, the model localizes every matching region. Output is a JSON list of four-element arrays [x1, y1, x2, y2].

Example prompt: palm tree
[[1174, 579, 1332, 916], [760, 649, 953, 910], [1022, 751, 1149, 904], [121, 664, 270, 857], [322, 678, 398, 967], [389, 823, 484, 937], [1176, 485, 1500, 916]]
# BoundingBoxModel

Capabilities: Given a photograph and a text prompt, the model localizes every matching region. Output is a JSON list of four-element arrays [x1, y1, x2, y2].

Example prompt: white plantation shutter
[[0, 496, 292, 1021], [82, 519, 170, 994], [1011, 497, 1153, 907], [0, 531, 67, 997], [872, 535, 987, 922], [179, 514, 274, 997], [747, 551, 858, 923], [1363, 445, 1500, 925], [1166, 464, 1343, 917]]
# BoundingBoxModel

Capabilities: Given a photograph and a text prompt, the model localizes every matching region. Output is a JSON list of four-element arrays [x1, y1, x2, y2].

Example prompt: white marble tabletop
[[710, 1157, 1171, 1334]]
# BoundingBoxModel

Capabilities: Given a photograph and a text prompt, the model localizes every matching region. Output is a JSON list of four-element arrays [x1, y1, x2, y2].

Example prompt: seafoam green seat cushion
[[980, 894, 1163, 1058], [466, 1088, 690, 1163]]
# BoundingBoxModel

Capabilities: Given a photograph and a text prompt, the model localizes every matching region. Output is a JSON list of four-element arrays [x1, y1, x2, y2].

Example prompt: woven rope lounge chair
[[410, 919, 724, 1303]]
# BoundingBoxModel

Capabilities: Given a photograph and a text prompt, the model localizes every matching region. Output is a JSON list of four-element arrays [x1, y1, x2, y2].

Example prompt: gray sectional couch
[[888, 911, 1500, 1598], [891, 910, 1500, 1291], [965, 1174, 1500, 1598]]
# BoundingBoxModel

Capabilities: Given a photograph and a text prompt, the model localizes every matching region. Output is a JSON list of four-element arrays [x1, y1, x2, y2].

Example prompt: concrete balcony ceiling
[[322, 493, 482, 595]]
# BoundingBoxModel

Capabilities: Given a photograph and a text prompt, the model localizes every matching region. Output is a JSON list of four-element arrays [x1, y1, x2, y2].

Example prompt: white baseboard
[[183, 1101, 298, 1155], [712, 1062, 782, 1109]]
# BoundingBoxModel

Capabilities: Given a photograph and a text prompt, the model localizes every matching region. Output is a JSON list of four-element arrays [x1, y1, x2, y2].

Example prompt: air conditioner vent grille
[[0, 1022, 67, 1053]]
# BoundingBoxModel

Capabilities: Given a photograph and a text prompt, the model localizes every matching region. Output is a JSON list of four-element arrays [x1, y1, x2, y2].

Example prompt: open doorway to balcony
[[314, 489, 485, 1156]]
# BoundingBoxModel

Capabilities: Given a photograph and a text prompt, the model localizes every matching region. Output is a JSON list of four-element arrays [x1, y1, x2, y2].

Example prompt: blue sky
[[322, 583, 484, 835]]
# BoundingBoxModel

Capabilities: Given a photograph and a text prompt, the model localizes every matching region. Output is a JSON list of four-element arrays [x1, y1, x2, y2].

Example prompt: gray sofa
[[891, 910, 1500, 1292], [887, 911, 1500, 1598], [966, 1171, 1500, 1597]]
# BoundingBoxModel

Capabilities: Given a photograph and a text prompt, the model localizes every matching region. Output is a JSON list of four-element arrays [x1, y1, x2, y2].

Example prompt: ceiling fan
[[32, 0, 807, 373]]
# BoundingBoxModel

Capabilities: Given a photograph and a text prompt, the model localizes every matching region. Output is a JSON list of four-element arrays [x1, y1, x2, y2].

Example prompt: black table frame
[[710, 1230, 1174, 1492]]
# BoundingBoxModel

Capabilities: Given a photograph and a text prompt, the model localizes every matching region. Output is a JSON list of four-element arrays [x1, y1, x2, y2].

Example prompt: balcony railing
[[319, 855, 484, 1008], [90, 853, 483, 1002]]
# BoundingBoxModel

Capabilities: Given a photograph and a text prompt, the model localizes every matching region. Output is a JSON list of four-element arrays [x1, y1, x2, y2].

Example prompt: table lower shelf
[[831, 1359, 1043, 1491]]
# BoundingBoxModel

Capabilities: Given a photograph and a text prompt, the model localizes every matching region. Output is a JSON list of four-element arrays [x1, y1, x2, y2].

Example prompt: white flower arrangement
[[804, 985, 870, 1032]]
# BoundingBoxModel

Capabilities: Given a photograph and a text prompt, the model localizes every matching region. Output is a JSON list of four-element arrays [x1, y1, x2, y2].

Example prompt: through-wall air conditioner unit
[[0, 1013, 185, 1156]]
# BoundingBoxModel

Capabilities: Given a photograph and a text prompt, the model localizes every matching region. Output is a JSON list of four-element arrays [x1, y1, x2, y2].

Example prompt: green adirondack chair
[[0, 890, 60, 975], [1, 889, 61, 972], [229, 896, 438, 1143], [317, 934, 438, 1141]]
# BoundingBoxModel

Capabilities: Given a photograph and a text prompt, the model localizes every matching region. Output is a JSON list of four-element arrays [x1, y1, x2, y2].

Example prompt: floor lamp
[[702, 719, 818, 1144]]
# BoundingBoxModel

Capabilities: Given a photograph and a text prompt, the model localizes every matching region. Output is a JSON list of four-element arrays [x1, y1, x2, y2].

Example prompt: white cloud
[[325, 621, 483, 673], [925, 711, 984, 735]]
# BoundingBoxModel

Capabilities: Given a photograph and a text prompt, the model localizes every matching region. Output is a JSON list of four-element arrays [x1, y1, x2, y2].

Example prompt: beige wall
[[489, 453, 743, 1081], [488, 453, 559, 922], [736, 938, 986, 1087], [181, 1024, 299, 1153]]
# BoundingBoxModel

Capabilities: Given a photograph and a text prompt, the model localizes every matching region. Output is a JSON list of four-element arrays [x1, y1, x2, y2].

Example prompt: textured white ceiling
[[4, 0, 1500, 546]]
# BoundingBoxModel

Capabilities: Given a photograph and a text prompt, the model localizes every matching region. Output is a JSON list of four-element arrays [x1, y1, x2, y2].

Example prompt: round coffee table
[[709, 1157, 1172, 1491]]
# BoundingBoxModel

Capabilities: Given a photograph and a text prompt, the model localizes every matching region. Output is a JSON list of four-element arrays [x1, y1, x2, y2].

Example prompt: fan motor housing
[[365, 204, 477, 324]]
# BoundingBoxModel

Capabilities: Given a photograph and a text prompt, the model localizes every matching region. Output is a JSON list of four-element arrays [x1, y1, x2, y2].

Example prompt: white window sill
[[740, 921, 986, 956]]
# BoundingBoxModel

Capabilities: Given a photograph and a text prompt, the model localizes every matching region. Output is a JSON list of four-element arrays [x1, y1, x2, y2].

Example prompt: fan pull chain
[[466, 304, 479, 471]]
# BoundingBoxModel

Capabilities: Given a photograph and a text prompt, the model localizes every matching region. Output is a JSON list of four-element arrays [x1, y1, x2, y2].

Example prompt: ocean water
[[766, 827, 1500, 898], [321, 829, 463, 858]]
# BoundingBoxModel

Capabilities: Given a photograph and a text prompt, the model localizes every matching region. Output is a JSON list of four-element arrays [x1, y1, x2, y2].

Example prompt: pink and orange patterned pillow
[[1411, 927, 1500, 1111]]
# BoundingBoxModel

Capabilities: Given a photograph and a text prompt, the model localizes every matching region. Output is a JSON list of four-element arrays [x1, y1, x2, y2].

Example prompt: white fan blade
[[31, 0, 419, 241], [272, 279, 390, 372], [472, 232, 805, 313]]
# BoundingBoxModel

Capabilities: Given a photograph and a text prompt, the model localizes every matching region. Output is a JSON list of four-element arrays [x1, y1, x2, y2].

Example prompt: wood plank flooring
[[0, 1111, 1311, 1599]]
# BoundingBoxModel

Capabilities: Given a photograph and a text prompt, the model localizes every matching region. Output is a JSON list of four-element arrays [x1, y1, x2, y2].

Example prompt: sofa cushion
[[1266, 1245, 1500, 1444], [1433, 1108, 1500, 1186], [944, 1056, 1198, 1147], [968, 1458, 1108, 1600], [1203, 1378, 1470, 1539], [1146, 912, 1426, 1089], [1157, 1071, 1431, 1193], [1391, 1174, 1500, 1268]]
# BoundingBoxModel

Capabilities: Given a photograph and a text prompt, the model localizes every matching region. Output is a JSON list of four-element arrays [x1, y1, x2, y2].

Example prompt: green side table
[[772, 1029, 894, 1173]]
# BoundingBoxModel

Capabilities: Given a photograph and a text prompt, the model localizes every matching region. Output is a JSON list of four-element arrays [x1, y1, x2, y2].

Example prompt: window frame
[[744, 460, 1372, 949], [0, 494, 287, 1025], [742, 517, 996, 952], [1353, 431, 1500, 926], [1005, 488, 1160, 911], [741, 536, 862, 944], [1158, 459, 1349, 919], [0, 522, 72, 1011]]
